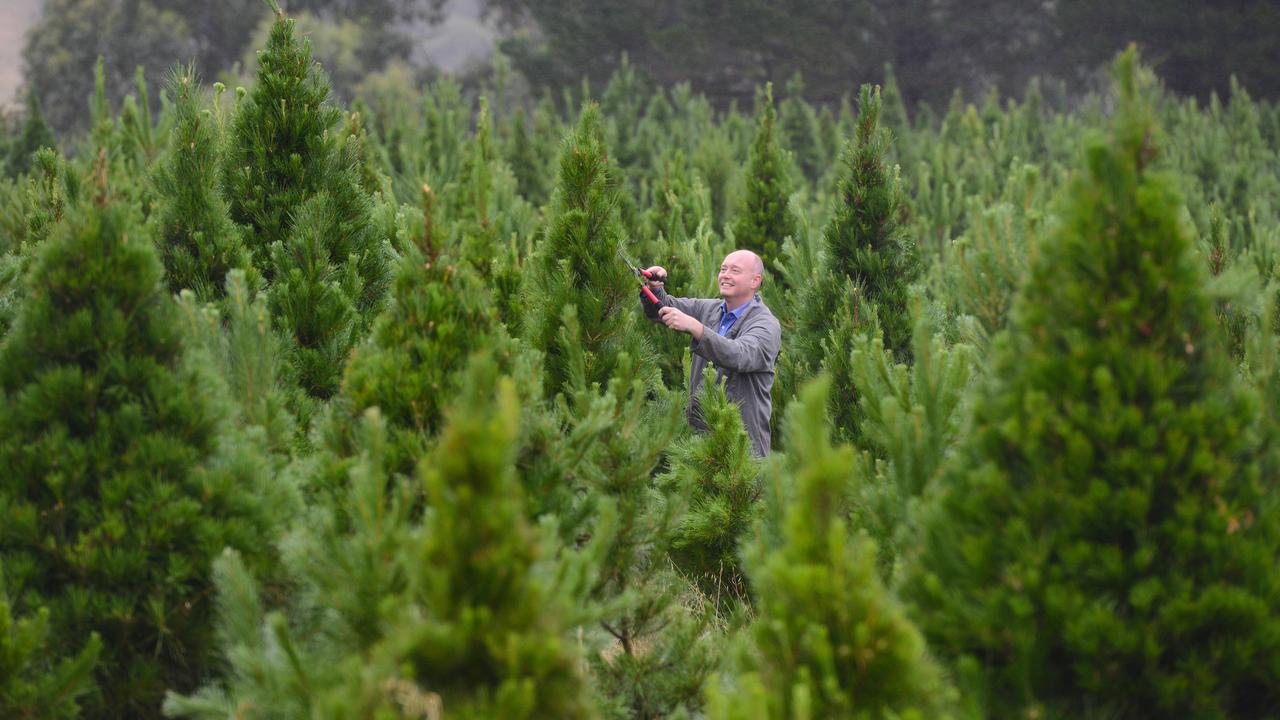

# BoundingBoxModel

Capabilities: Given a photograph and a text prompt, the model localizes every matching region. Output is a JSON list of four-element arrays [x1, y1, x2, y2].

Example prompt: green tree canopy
[[903, 51, 1280, 718], [0, 197, 279, 718]]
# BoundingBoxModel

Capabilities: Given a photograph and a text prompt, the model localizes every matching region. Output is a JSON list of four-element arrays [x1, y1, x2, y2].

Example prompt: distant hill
[[0, 0, 495, 109]]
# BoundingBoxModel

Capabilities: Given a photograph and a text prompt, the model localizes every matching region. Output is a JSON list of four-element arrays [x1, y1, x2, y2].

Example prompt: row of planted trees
[[3, 6, 1280, 719]]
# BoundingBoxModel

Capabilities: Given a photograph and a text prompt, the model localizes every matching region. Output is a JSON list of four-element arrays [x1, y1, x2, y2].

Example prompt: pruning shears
[[619, 248, 667, 307]]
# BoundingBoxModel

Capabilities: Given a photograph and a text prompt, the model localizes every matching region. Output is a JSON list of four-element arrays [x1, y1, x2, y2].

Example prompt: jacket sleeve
[[691, 314, 781, 374], [641, 286, 719, 321]]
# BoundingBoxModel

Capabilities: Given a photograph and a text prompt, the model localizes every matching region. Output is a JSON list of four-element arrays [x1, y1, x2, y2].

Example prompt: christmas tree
[[779, 73, 826, 184], [0, 148, 78, 337], [846, 301, 975, 580], [149, 66, 252, 302], [0, 196, 278, 718], [786, 84, 919, 444], [506, 106, 552, 206], [167, 357, 599, 719], [706, 378, 957, 719], [903, 49, 1280, 718], [544, 311, 716, 718], [4, 90, 57, 178], [662, 367, 763, 608], [819, 84, 918, 360], [222, 7, 389, 399], [731, 83, 797, 268], [523, 103, 653, 397], [342, 184, 500, 476]]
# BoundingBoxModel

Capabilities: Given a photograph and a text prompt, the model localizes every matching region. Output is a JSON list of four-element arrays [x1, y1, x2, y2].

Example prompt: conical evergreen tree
[[507, 106, 551, 206], [341, 185, 499, 476], [845, 302, 975, 581], [817, 84, 918, 361], [880, 64, 911, 144], [446, 98, 532, 331], [222, 8, 336, 272], [21, 147, 76, 250], [785, 84, 919, 444], [706, 378, 957, 720], [731, 83, 797, 268], [779, 73, 825, 184], [223, 7, 389, 399], [167, 358, 599, 719], [265, 169, 387, 399], [1, 147, 77, 338], [4, 90, 57, 178], [902, 50, 1280, 718], [692, 121, 741, 233], [0, 197, 278, 718], [174, 270, 295, 461], [545, 309, 716, 719], [661, 367, 763, 608], [524, 103, 653, 397], [150, 67, 252, 301]]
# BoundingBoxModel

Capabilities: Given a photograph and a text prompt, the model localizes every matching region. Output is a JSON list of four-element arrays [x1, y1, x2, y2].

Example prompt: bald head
[[718, 249, 764, 305]]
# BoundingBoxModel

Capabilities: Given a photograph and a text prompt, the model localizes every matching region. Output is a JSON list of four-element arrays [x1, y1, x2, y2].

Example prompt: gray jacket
[[644, 287, 782, 456]]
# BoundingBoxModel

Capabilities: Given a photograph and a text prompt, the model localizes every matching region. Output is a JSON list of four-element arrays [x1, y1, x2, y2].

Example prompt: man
[[641, 249, 782, 456]]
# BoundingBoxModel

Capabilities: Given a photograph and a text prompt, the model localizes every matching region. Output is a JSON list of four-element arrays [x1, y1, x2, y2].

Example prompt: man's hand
[[658, 306, 704, 340], [645, 265, 667, 290]]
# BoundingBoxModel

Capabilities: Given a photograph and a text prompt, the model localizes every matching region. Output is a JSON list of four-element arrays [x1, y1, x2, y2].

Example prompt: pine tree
[[223, 7, 390, 399], [731, 82, 797, 267], [524, 103, 653, 397], [116, 67, 162, 173], [167, 358, 599, 719], [4, 90, 57, 179], [222, 8, 337, 272], [661, 367, 763, 608], [0, 197, 279, 718], [21, 148, 76, 250], [705, 378, 957, 720], [0, 583, 101, 720], [265, 170, 386, 399], [548, 309, 717, 719], [819, 84, 918, 361], [173, 270, 296, 461], [150, 67, 252, 302], [341, 185, 499, 476], [779, 73, 825, 184], [692, 121, 741, 233], [783, 84, 919, 445], [446, 98, 533, 331], [507, 107, 551, 206], [846, 301, 975, 580], [0, 148, 81, 340], [902, 50, 1280, 718]]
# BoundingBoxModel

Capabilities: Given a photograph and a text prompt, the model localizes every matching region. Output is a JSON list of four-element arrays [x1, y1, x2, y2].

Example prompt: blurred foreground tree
[[903, 50, 1280, 718]]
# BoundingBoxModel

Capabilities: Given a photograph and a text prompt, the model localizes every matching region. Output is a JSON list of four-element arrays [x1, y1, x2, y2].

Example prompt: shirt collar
[[720, 296, 755, 318]]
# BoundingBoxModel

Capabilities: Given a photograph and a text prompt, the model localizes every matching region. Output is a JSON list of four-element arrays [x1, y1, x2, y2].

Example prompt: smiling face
[[718, 250, 764, 306]]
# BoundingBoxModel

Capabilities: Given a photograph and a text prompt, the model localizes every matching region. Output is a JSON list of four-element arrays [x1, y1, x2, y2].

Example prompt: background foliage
[[1, 7, 1280, 719]]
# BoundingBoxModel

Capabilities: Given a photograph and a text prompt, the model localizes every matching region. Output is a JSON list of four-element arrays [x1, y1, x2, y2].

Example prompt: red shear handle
[[641, 285, 661, 304]]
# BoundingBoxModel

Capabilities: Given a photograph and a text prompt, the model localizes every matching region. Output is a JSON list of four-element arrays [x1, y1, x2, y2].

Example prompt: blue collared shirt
[[718, 297, 754, 336]]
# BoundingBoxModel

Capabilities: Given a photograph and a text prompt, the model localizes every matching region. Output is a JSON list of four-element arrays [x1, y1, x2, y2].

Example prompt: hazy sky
[[0, 0, 42, 107]]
